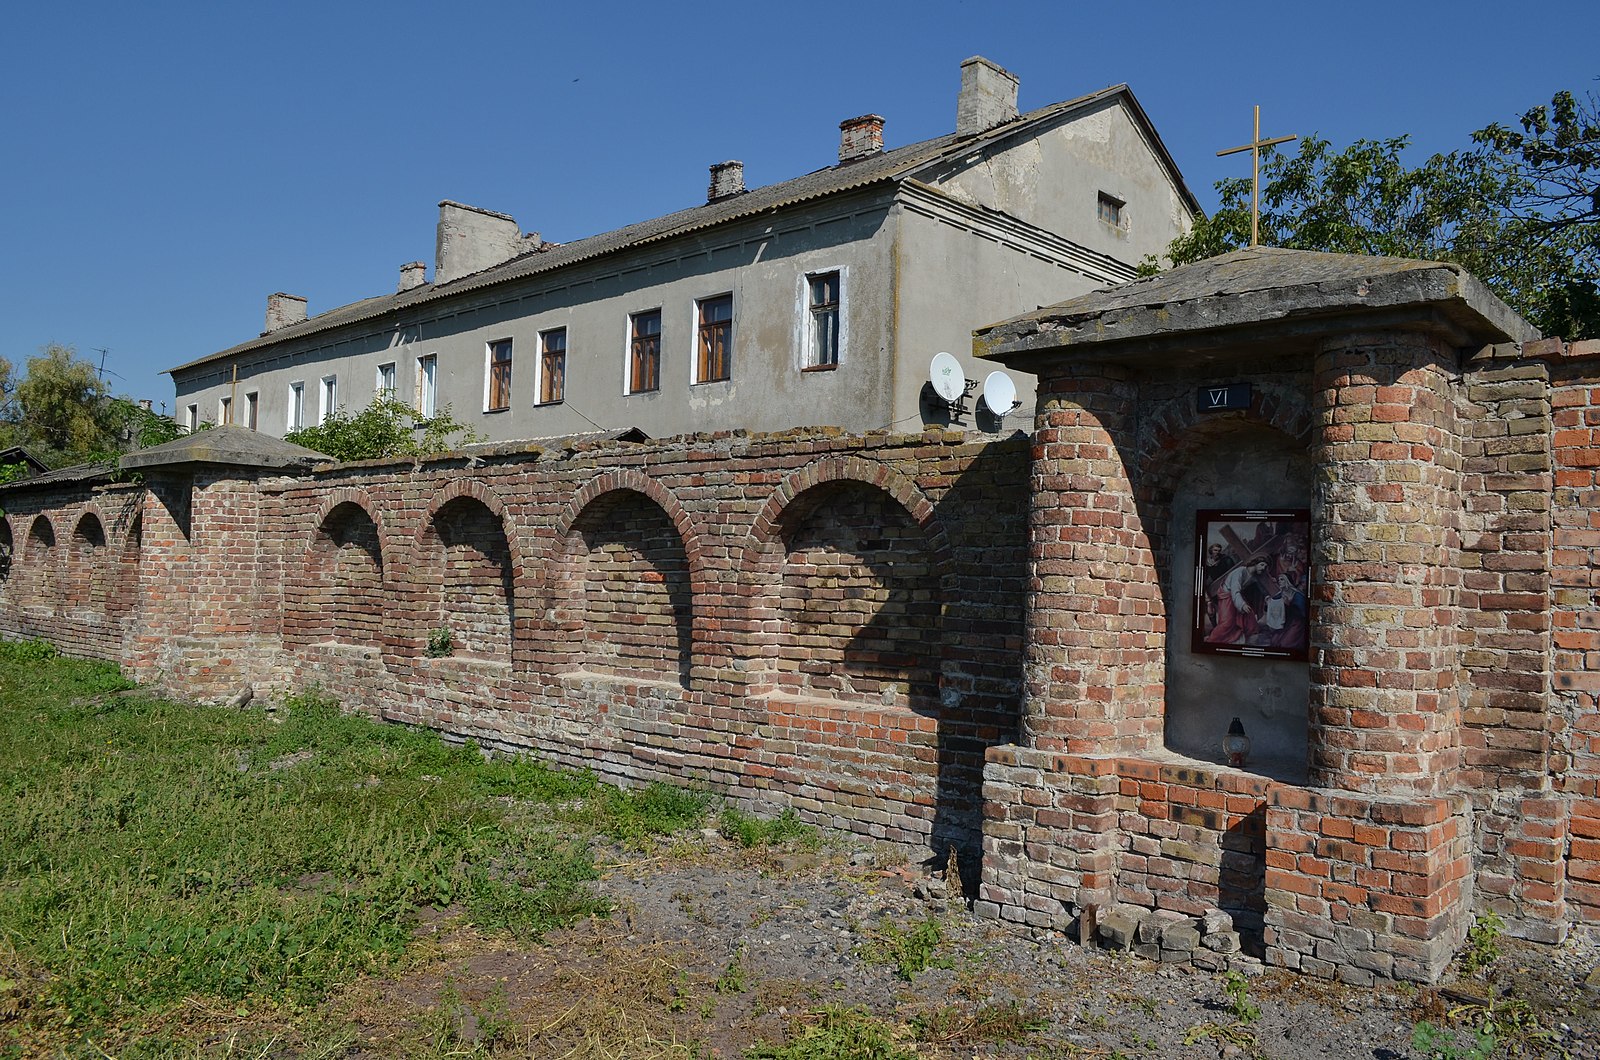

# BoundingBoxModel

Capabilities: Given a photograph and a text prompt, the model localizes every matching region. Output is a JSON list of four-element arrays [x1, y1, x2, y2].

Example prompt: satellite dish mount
[[981, 371, 1022, 419], [929, 352, 977, 422]]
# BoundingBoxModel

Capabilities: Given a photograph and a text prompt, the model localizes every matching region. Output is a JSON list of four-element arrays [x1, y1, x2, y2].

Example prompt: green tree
[[1162, 89, 1599, 338], [285, 396, 481, 462], [0, 345, 183, 468], [11, 344, 115, 464]]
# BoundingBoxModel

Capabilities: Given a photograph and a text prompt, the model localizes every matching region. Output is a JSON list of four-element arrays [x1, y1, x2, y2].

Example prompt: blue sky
[[3, 1, 1595, 410]]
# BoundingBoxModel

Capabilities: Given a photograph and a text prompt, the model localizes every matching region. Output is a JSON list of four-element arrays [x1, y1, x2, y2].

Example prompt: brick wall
[[6, 330, 1600, 982], [0, 430, 1028, 857]]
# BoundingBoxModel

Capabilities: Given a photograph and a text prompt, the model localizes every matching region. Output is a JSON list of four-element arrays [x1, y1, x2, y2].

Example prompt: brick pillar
[[1309, 333, 1463, 796], [1021, 362, 1161, 754]]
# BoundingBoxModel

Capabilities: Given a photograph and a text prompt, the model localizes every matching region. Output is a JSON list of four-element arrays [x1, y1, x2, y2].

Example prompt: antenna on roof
[[929, 352, 976, 422], [980, 371, 1021, 418]]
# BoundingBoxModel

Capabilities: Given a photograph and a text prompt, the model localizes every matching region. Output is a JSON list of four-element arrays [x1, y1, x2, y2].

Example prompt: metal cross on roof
[[1217, 106, 1298, 248]]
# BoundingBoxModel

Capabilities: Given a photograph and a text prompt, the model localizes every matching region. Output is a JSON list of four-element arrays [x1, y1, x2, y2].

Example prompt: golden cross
[[1217, 106, 1298, 247]]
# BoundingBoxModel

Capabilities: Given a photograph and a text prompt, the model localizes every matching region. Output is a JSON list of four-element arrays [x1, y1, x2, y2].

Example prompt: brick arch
[[69, 508, 109, 611], [553, 469, 704, 580], [24, 514, 59, 607], [547, 472, 701, 687], [414, 480, 519, 662], [740, 458, 953, 710], [742, 456, 954, 584], [306, 487, 397, 563], [292, 490, 391, 649], [0, 516, 13, 589], [1136, 384, 1314, 491]]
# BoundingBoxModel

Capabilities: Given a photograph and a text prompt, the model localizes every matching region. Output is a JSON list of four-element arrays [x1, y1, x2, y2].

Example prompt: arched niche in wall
[[297, 501, 387, 648], [763, 479, 943, 709], [0, 518, 12, 589], [1159, 425, 1313, 779], [421, 495, 514, 662], [111, 514, 142, 623], [26, 516, 57, 609], [557, 488, 693, 687], [70, 512, 108, 613]]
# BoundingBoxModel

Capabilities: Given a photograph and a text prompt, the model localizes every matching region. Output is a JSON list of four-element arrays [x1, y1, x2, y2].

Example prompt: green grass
[[0, 642, 709, 1050], [718, 806, 817, 849]]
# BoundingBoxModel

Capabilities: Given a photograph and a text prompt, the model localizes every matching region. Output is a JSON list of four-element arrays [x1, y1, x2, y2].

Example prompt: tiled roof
[[170, 85, 1192, 375]]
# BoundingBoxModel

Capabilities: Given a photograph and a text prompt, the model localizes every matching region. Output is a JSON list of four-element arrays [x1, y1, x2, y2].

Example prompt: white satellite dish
[[929, 352, 966, 403], [982, 371, 1019, 416]]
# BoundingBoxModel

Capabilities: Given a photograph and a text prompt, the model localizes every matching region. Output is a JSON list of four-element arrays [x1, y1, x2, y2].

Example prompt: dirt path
[[320, 832, 1598, 1059]]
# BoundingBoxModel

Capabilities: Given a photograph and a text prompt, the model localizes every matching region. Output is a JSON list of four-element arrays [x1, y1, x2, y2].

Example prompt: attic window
[[1097, 192, 1125, 228]]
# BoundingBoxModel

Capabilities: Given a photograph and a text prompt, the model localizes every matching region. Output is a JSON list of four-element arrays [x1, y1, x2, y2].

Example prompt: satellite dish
[[930, 352, 966, 403], [982, 371, 1018, 416]]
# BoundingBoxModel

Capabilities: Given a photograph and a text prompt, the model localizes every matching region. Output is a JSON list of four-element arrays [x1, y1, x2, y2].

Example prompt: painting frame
[[1192, 508, 1310, 661]]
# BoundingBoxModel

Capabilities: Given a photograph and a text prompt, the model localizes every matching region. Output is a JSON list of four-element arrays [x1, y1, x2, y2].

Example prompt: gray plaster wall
[[892, 206, 1109, 433], [173, 194, 901, 441], [1164, 430, 1312, 780], [933, 98, 1192, 270]]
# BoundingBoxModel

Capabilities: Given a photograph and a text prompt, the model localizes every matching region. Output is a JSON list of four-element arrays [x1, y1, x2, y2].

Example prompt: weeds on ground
[[719, 807, 817, 849], [715, 945, 749, 995], [1413, 992, 1570, 1060], [0, 650, 707, 1054], [860, 915, 951, 982], [1459, 910, 1505, 978], [746, 1006, 915, 1060], [1221, 970, 1261, 1024], [909, 999, 1047, 1046]]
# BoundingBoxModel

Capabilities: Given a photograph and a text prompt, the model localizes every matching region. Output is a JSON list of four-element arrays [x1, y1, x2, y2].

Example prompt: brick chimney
[[435, 201, 533, 285], [708, 160, 745, 202], [838, 115, 885, 163], [398, 261, 427, 292], [956, 56, 1019, 137], [264, 292, 308, 333]]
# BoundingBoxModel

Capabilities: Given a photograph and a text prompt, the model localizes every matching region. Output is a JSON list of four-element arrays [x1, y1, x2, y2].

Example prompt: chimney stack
[[435, 201, 532, 285], [838, 115, 885, 163], [956, 56, 1019, 137], [264, 292, 308, 333], [707, 160, 745, 202], [398, 261, 427, 292]]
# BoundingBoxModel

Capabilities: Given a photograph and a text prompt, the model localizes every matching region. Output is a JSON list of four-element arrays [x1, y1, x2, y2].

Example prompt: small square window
[[696, 295, 732, 383], [1097, 191, 1125, 227], [807, 272, 841, 369], [486, 340, 512, 412], [540, 329, 566, 404], [628, 310, 661, 394]]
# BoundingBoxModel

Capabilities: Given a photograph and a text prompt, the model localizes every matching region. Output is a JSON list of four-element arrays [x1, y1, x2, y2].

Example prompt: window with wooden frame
[[486, 339, 513, 411], [540, 329, 566, 404], [219, 396, 232, 425], [696, 294, 732, 383], [807, 272, 840, 368], [1097, 191, 1125, 227], [628, 310, 661, 394]]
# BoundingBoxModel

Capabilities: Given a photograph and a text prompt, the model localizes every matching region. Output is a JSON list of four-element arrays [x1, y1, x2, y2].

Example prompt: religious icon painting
[[1192, 508, 1310, 661]]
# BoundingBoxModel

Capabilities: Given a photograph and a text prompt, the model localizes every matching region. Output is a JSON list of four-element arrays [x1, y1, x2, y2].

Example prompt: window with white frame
[[219, 395, 232, 425], [185, 404, 199, 432], [416, 354, 437, 418], [539, 329, 566, 404], [486, 339, 512, 411], [288, 381, 304, 431], [377, 362, 397, 400], [245, 391, 259, 430], [320, 375, 337, 424], [805, 271, 841, 369], [628, 310, 661, 394], [695, 294, 733, 383]]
